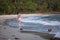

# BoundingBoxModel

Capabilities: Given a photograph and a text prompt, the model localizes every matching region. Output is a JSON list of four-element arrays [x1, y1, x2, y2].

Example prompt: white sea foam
[[21, 18, 60, 26], [21, 14, 60, 26], [40, 21, 60, 26], [54, 32, 60, 38]]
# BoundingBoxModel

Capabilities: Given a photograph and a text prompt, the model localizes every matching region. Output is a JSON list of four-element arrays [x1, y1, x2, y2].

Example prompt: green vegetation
[[0, 0, 60, 14]]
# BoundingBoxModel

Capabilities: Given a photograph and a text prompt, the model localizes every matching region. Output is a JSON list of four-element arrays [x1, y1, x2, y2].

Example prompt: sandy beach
[[0, 14, 49, 40]]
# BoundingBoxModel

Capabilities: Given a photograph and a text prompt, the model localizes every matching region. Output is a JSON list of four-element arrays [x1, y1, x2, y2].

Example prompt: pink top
[[17, 14, 21, 19]]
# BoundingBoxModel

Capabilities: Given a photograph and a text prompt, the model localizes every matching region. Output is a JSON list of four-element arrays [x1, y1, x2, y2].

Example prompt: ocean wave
[[21, 19, 60, 26], [21, 14, 60, 26]]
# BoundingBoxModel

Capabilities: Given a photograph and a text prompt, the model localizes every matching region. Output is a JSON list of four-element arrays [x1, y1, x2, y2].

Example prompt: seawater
[[7, 14, 60, 33]]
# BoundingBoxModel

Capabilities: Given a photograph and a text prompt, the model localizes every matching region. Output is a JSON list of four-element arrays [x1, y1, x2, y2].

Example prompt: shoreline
[[0, 14, 49, 40], [0, 13, 56, 18], [0, 14, 47, 19]]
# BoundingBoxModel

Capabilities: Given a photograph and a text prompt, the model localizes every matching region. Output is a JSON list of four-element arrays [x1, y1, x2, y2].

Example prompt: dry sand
[[0, 14, 49, 40]]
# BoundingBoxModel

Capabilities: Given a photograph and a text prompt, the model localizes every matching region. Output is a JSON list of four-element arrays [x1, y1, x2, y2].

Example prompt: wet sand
[[0, 14, 49, 40]]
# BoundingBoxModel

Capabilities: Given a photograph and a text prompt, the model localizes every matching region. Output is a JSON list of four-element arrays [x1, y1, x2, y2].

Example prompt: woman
[[17, 13, 22, 31]]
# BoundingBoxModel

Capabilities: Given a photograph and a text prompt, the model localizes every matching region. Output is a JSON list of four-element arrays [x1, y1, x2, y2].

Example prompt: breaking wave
[[21, 14, 60, 26]]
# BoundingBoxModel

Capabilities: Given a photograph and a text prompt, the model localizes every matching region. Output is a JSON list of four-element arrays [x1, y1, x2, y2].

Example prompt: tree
[[0, 0, 7, 14]]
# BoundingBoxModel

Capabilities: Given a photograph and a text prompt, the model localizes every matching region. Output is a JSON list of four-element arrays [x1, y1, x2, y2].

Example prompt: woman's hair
[[17, 12, 22, 14], [17, 12, 19, 14]]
